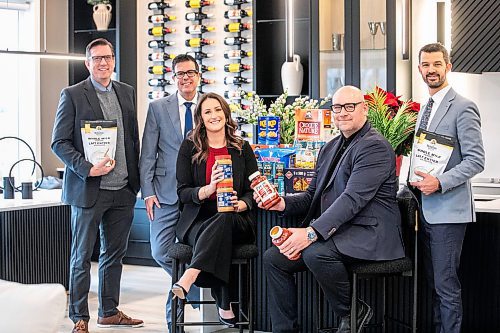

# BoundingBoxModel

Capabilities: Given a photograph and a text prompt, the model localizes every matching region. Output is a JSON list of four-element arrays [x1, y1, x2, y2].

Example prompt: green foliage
[[87, 0, 111, 5]]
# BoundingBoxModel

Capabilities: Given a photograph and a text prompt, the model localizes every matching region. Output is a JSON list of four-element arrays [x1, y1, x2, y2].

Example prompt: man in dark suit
[[260, 85, 405, 333], [410, 43, 484, 333], [51, 38, 143, 333]]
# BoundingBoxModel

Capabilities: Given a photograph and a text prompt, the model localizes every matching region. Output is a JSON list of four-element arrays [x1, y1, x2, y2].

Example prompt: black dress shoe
[[337, 299, 373, 333], [219, 315, 237, 328]]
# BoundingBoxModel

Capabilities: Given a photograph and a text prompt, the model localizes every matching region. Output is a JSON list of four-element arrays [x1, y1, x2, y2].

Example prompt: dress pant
[[420, 219, 467, 333], [264, 240, 364, 333], [68, 187, 135, 322], [149, 203, 199, 327]]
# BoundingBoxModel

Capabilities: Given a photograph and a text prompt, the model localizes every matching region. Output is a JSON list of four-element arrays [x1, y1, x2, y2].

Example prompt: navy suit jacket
[[284, 122, 405, 261], [51, 77, 140, 208]]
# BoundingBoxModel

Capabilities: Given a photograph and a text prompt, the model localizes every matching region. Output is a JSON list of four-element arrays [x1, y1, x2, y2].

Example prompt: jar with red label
[[269, 226, 301, 260], [249, 171, 281, 210]]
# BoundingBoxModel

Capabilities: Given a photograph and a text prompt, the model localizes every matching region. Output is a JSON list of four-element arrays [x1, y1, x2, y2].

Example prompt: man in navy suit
[[52, 38, 143, 333], [260, 85, 405, 333], [410, 43, 484, 333]]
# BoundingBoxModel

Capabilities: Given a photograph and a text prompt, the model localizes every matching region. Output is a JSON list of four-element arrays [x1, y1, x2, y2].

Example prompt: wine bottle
[[224, 89, 248, 100], [148, 40, 176, 48], [224, 23, 251, 33], [224, 9, 252, 19], [224, 49, 253, 59], [224, 37, 252, 46], [200, 64, 216, 72], [148, 78, 174, 87], [185, 38, 215, 47], [148, 1, 175, 10], [200, 78, 215, 85], [224, 76, 252, 85], [224, 63, 252, 73], [148, 14, 177, 24], [148, 52, 176, 61], [148, 65, 173, 74], [186, 51, 214, 60], [148, 91, 170, 100], [224, 0, 252, 5], [185, 0, 213, 8], [185, 25, 215, 34], [185, 12, 214, 21], [148, 27, 176, 37]]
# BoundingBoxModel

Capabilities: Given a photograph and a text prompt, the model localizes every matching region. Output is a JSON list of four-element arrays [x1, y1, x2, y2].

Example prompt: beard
[[424, 74, 446, 88]]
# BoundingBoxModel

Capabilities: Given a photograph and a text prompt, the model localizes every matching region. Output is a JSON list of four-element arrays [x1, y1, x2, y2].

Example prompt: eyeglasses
[[330, 101, 364, 114], [174, 70, 199, 78], [90, 55, 114, 63]]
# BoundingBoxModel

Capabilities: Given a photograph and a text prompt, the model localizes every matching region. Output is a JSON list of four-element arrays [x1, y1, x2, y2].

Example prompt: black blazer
[[51, 77, 140, 207], [176, 139, 258, 242], [284, 122, 405, 261]]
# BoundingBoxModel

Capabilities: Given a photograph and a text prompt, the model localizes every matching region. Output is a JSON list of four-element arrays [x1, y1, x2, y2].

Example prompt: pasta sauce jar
[[217, 179, 235, 213], [249, 171, 281, 210], [269, 226, 301, 260]]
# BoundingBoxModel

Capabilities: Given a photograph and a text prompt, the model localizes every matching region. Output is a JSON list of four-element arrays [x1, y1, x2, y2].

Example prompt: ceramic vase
[[93, 3, 112, 31], [281, 54, 303, 95]]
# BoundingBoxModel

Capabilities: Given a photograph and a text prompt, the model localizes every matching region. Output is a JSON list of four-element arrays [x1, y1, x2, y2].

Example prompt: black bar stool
[[168, 243, 258, 333]]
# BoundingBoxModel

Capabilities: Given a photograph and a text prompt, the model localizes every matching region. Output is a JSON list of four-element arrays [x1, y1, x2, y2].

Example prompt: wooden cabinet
[[68, 0, 137, 90]]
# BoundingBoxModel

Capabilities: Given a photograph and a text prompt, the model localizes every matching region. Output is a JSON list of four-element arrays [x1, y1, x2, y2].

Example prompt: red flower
[[408, 101, 421, 112]]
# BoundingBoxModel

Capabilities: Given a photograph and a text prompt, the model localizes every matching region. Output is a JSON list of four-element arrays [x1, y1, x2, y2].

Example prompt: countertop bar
[[0, 189, 65, 212]]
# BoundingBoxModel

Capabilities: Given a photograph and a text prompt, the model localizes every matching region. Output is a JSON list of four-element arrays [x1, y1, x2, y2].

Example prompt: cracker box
[[284, 168, 316, 194]]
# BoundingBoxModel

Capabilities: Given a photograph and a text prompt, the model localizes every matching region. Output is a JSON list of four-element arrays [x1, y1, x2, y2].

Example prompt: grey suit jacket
[[140, 92, 193, 205], [414, 87, 485, 224], [284, 122, 405, 261], [51, 77, 140, 208]]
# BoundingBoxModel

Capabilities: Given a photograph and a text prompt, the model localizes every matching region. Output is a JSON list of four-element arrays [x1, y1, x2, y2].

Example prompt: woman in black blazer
[[172, 92, 258, 325]]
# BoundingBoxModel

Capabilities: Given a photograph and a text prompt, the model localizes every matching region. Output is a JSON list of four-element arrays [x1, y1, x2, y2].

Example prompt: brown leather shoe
[[72, 320, 89, 333], [97, 310, 144, 328]]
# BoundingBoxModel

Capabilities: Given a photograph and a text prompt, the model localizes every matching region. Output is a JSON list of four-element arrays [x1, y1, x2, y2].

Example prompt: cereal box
[[295, 109, 324, 141]]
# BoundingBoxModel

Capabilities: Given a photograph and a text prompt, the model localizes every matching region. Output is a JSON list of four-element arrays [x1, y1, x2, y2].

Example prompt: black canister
[[3, 176, 15, 199], [21, 182, 33, 199]]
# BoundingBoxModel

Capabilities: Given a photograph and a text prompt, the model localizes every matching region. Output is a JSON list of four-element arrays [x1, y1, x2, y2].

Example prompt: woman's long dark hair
[[189, 92, 244, 164]]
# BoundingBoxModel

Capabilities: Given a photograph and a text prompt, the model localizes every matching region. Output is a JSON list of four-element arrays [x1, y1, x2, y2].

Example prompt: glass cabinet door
[[360, 0, 387, 92], [318, 0, 345, 98]]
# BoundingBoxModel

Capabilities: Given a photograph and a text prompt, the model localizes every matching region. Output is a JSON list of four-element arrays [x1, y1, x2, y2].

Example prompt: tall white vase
[[93, 4, 112, 31], [281, 54, 303, 95]]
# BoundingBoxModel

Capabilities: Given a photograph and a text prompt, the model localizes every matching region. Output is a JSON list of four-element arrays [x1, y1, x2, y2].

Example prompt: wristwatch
[[306, 226, 318, 243]]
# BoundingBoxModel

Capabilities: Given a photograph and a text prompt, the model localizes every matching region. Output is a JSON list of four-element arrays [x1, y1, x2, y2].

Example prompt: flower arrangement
[[87, 0, 111, 5], [233, 91, 332, 144], [364, 86, 420, 156]]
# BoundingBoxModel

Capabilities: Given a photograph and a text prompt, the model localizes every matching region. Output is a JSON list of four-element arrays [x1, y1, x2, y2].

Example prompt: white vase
[[93, 4, 112, 31], [281, 54, 304, 95]]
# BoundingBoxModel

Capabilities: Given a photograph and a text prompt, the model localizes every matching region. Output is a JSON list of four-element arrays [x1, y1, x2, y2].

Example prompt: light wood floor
[[58, 263, 258, 333]]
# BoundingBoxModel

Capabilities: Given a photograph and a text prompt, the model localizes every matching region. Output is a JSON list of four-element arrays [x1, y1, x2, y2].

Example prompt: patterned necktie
[[419, 97, 434, 130], [184, 102, 193, 138]]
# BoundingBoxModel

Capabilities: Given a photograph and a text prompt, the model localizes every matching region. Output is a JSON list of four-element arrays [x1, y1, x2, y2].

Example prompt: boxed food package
[[284, 168, 316, 194], [257, 116, 280, 145]]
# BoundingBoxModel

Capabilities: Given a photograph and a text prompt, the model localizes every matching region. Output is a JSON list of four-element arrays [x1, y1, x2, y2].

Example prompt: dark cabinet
[[68, 0, 137, 90]]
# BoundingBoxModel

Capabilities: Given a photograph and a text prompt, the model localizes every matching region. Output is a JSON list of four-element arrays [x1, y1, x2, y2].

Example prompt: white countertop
[[474, 198, 500, 214], [0, 189, 65, 212]]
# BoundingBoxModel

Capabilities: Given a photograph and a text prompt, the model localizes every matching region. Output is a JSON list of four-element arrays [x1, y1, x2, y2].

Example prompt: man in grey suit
[[139, 54, 200, 329], [51, 38, 143, 333], [410, 43, 485, 333], [260, 86, 405, 333]]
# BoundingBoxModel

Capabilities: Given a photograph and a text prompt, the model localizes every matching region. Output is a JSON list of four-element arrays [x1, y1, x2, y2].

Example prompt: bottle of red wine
[[148, 78, 174, 87], [186, 51, 214, 60], [185, 12, 214, 21], [224, 63, 252, 73], [185, 25, 215, 34], [224, 22, 251, 33], [148, 14, 176, 24], [224, 9, 252, 19], [200, 78, 215, 86], [148, 52, 175, 61], [148, 27, 176, 37], [148, 65, 173, 74], [185, 38, 215, 47], [148, 40, 176, 48], [224, 49, 253, 59], [148, 91, 170, 99], [224, 37, 252, 46], [224, 0, 252, 5], [185, 0, 214, 8], [224, 76, 252, 85], [148, 2, 175, 10], [200, 64, 216, 72]]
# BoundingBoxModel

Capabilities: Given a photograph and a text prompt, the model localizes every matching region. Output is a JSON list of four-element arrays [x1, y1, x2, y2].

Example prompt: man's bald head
[[331, 85, 368, 138]]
